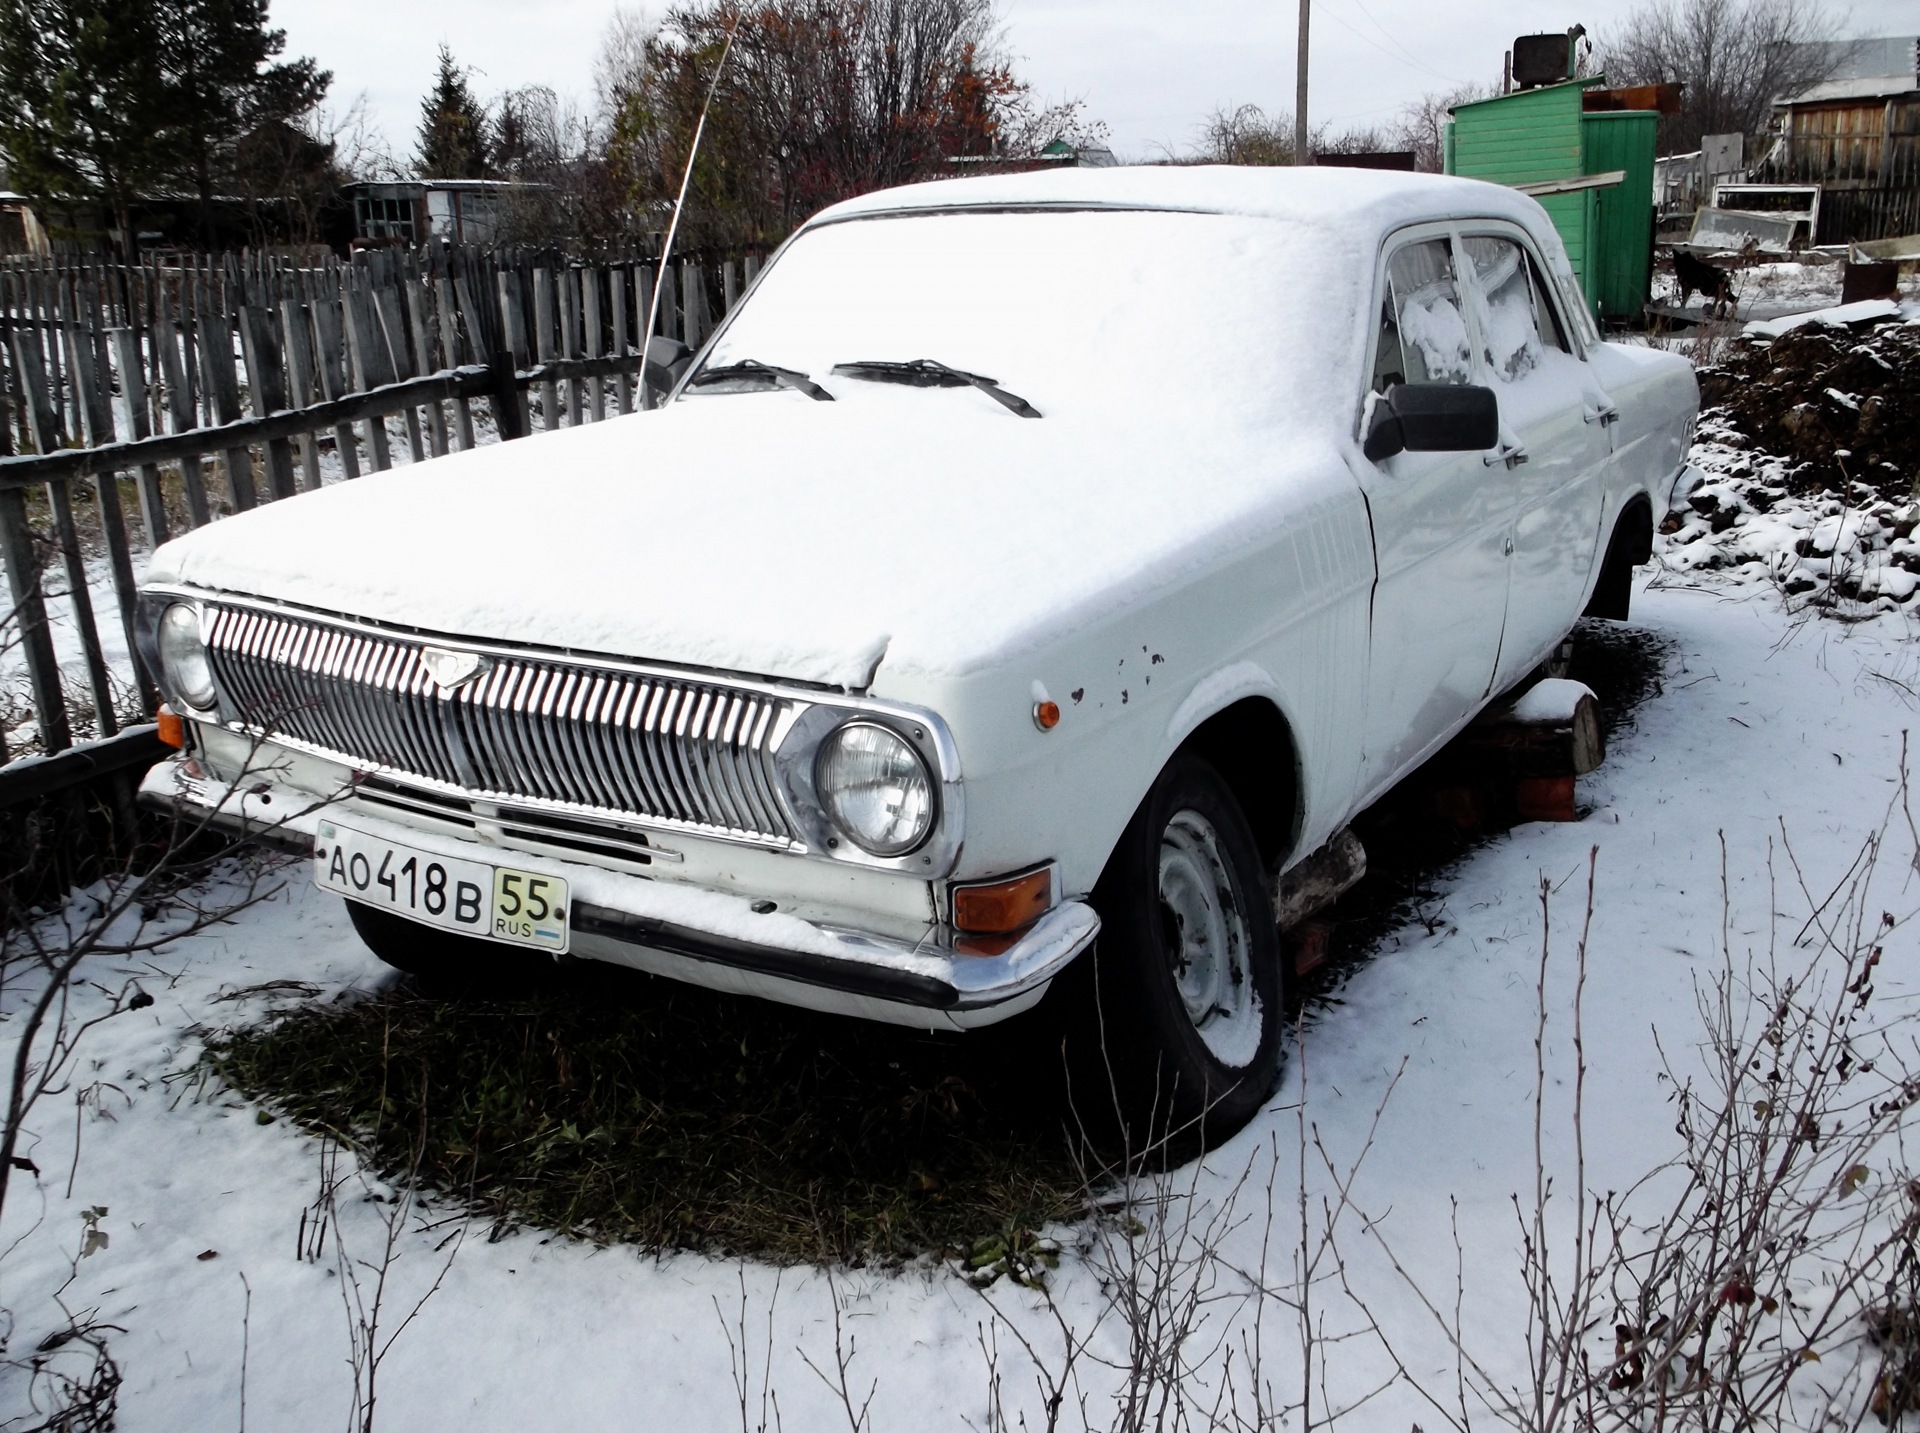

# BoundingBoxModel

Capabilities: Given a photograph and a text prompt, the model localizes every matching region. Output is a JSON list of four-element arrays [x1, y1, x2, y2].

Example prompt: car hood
[[146, 390, 1331, 690]]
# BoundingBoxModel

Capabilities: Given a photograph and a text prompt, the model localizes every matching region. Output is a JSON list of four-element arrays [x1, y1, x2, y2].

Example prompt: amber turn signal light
[[1032, 700, 1060, 731], [952, 866, 1054, 936], [156, 704, 186, 749]]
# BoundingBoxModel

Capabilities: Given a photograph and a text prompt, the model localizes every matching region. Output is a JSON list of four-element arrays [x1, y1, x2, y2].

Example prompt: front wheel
[[1077, 753, 1286, 1146]]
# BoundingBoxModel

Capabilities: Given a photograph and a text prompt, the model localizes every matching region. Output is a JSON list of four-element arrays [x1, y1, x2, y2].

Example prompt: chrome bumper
[[138, 754, 1098, 1030]]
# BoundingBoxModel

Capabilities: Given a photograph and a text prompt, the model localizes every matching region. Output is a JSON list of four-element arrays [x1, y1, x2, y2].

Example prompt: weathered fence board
[[0, 240, 756, 784]]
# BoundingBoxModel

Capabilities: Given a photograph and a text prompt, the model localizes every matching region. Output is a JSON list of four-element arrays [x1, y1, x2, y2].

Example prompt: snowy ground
[[1656, 256, 1920, 322], [1, 550, 1916, 1428]]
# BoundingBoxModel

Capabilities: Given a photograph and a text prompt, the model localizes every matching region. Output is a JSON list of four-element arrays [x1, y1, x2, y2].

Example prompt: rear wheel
[[344, 900, 550, 991], [1075, 753, 1286, 1147], [1584, 500, 1655, 622]]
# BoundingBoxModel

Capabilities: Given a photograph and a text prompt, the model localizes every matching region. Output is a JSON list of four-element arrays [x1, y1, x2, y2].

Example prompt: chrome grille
[[204, 605, 799, 844]]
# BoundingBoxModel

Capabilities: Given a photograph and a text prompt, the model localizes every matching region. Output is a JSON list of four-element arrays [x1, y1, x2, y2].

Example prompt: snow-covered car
[[135, 167, 1697, 1135]]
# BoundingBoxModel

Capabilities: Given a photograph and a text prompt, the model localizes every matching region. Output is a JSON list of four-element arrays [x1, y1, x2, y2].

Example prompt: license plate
[[314, 820, 570, 953]]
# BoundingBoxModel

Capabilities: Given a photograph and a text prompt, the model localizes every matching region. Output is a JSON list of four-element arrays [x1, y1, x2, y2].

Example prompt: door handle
[[1484, 443, 1529, 469], [1584, 403, 1620, 427], [1503, 535, 1515, 556]]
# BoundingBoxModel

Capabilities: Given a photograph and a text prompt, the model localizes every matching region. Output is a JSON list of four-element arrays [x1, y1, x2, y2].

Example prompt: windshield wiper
[[685, 359, 835, 402], [830, 359, 1041, 418]]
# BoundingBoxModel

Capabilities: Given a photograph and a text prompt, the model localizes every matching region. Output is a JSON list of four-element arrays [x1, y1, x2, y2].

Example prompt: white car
[[137, 167, 1697, 1136]]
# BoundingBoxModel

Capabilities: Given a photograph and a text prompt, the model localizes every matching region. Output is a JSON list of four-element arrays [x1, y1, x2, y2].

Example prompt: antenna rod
[[640, 15, 741, 409]]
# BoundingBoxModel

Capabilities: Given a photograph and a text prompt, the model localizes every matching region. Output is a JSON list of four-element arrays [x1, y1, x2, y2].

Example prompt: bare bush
[[606, 0, 1102, 249], [1596, 0, 1844, 154], [1344, 775, 1920, 1432], [1198, 105, 1302, 167]]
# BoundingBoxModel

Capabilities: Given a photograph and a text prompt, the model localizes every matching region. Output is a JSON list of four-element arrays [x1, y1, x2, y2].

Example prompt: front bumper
[[139, 753, 1098, 1031]]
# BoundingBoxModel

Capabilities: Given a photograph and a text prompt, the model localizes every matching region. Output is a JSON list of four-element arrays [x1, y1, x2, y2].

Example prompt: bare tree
[[312, 92, 403, 183], [1596, 0, 1846, 153], [1390, 82, 1493, 173], [605, 0, 1102, 249], [594, 4, 658, 126], [1198, 105, 1300, 166]]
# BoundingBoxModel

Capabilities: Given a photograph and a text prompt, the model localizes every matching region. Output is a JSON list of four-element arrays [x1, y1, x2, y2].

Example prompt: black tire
[[1584, 500, 1654, 622], [344, 900, 551, 991], [1070, 752, 1286, 1149]]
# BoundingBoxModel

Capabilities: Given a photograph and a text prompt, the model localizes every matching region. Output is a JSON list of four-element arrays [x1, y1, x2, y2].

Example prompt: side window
[[1527, 252, 1572, 354], [1373, 238, 1473, 392], [1461, 235, 1549, 382], [1463, 234, 1576, 385]]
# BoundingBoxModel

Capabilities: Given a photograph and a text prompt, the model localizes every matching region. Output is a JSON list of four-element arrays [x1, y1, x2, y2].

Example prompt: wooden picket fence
[[0, 243, 761, 799]]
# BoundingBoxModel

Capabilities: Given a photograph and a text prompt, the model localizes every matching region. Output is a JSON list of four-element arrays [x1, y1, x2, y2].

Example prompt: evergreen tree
[[0, 0, 328, 252], [159, 0, 331, 245], [491, 90, 526, 176], [416, 44, 491, 178], [0, 0, 171, 251]]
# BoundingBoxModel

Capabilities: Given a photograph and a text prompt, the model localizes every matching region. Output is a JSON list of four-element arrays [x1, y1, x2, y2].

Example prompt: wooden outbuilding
[[1754, 36, 1919, 245]]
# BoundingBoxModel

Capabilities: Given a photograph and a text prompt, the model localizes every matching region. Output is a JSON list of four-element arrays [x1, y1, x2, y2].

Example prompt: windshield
[[690, 208, 1353, 421]]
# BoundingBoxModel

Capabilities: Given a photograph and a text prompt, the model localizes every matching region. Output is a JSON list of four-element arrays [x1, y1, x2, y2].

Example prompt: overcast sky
[[273, 0, 1917, 165]]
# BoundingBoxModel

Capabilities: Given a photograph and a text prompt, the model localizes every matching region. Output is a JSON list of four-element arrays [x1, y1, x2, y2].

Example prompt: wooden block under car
[[1459, 678, 1605, 782], [1420, 678, 1605, 827]]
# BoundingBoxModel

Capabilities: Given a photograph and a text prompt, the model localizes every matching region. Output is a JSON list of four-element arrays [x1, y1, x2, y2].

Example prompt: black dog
[[1672, 248, 1735, 316]]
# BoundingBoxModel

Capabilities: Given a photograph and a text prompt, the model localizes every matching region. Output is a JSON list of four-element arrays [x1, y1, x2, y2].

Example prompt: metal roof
[[1780, 73, 1920, 105]]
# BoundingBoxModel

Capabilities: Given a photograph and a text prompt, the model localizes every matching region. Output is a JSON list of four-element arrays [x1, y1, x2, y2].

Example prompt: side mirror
[[1363, 383, 1500, 462], [641, 335, 693, 407], [644, 334, 692, 393]]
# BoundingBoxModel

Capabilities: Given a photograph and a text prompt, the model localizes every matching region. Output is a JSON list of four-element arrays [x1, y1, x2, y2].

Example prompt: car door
[[1458, 230, 1616, 690], [1352, 229, 1511, 801]]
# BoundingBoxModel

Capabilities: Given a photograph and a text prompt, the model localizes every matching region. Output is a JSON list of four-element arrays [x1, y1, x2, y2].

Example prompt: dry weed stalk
[[715, 1265, 784, 1433], [1349, 761, 1920, 1432], [1, 718, 343, 1251], [322, 1106, 468, 1433], [1588, 807, 1920, 1430]]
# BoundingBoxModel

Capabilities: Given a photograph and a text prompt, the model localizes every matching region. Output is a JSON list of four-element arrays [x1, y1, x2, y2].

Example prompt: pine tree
[[0, 0, 172, 251], [415, 44, 491, 179], [0, 0, 329, 252], [492, 90, 526, 177], [158, 0, 331, 246]]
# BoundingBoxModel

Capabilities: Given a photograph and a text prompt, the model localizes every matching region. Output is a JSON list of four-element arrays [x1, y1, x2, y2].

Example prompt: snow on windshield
[[696, 208, 1357, 421]]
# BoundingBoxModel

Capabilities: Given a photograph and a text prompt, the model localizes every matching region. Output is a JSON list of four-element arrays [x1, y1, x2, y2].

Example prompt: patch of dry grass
[[207, 965, 1089, 1265]]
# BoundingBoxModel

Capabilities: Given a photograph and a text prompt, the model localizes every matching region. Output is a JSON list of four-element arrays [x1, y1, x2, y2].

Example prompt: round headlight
[[815, 721, 935, 857], [158, 603, 216, 711]]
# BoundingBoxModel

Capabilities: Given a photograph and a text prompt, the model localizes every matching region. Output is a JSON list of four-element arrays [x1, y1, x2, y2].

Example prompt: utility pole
[[1294, 0, 1311, 165]]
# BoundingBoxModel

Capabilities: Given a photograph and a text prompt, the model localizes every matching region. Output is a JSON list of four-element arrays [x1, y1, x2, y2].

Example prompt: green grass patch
[[206, 965, 1090, 1265]]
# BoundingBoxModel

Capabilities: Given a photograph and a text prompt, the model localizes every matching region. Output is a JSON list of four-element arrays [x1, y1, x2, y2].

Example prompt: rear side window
[[1462, 235, 1570, 384], [1373, 238, 1473, 392]]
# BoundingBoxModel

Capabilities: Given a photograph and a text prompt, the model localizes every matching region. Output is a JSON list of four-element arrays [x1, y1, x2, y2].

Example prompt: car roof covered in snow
[[812, 164, 1550, 242]]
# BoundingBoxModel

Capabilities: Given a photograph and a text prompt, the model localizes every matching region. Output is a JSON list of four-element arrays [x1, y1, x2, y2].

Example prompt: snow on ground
[[1656, 256, 1920, 323], [1, 559, 1916, 1429]]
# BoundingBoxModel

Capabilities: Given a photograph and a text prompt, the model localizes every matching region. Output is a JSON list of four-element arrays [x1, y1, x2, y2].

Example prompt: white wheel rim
[[1157, 809, 1261, 1068]]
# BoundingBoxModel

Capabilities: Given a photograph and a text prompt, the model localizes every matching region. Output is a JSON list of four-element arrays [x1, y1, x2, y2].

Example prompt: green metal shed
[[1445, 79, 1659, 324]]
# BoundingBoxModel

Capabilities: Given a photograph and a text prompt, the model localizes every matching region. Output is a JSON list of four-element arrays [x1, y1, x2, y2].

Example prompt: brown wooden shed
[[1755, 38, 1919, 244]]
